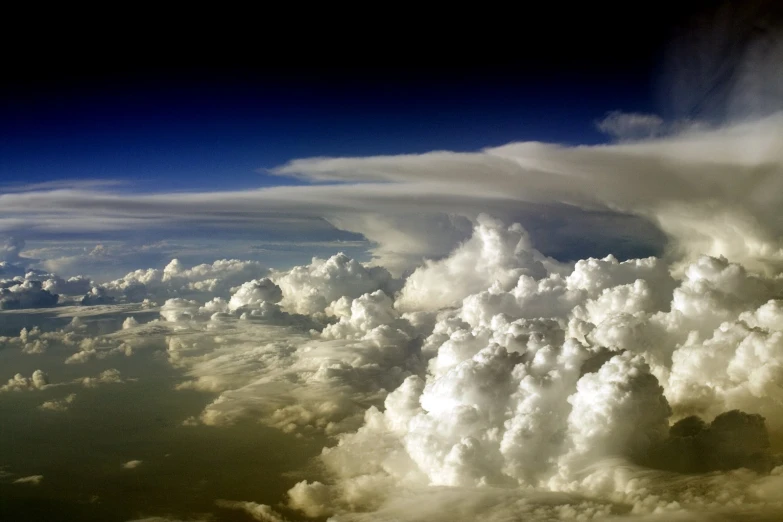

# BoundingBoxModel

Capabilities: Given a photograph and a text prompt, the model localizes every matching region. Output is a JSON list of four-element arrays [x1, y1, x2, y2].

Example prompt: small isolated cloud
[[80, 369, 124, 388], [39, 393, 76, 412], [13, 475, 43, 486], [122, 460, 143, 469], [216, 500, 289, 522], [596, 110, 665, 141]]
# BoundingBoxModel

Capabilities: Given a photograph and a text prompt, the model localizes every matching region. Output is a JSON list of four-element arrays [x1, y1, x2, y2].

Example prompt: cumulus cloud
[[0, 313, 144, 361], [79, 368, 124, 387], [0, 277, 58, 309], [190, 216, 781, 521], [99, 258, 269, 304], [395, 214, 555, 312], [5, 208, 783, 521], [273, 253, 396, 316], [1, 370, 49, 392], [39, 393, 77, 412]]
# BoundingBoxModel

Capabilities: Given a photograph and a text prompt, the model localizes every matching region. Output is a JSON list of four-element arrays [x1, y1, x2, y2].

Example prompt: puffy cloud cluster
[[0, 277, 58, 309], [0, 313, 146, 360], [39, 393, 77, 412], [100, 258, 269, 304], [5, 212, 783, 520], [0, 370, 49, 392], [79, 368, 124, 387], [1, 367, 125, 393], [0, 268, 110, 310], [396, 214, 555, 312], [0, 239, 112, 309], [273, 253, 396, 315], [267, 216, 783, 520]]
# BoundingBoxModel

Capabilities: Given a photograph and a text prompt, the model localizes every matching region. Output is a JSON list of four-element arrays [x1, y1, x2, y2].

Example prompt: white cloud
[[39, 393, 76, 412], [1, 370, 49, 392], [0, 277, 59, 309], [79, 369, 124, 388], [1, 115, 782, 276], [273, 253, 396, 316], [596, 111, 665, 140], [12, 475, 43, 485], [100, 258, 269, 304], [215, 500, 289, 522]]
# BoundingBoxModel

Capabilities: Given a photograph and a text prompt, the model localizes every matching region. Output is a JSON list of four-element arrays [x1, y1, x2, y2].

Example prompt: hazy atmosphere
[[3, 3, 783, 521]]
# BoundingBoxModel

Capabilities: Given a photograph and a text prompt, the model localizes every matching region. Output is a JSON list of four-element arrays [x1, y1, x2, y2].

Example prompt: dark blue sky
[[3, 0, 719, 194], [0, 70, 660, 193], [4, 1, 751, 199]]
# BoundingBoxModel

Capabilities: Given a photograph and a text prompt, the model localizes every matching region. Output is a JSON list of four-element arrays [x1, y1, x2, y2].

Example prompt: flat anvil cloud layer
[[4, 211, 783, 521], [2, 115, 783, 273]]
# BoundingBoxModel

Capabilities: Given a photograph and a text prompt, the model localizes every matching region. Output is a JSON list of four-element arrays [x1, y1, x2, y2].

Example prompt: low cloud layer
[[4, 208, 782, 520]]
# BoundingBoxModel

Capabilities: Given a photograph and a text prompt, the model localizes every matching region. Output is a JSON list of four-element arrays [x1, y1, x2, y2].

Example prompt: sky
[[3, 2, 783, 522], [0, 39, 671, 274], [0, 66, 655, 193]]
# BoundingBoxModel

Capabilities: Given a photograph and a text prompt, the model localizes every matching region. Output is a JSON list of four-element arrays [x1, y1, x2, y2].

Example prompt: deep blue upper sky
[[0, 70, 660, 193], [3, 0, 718, 194]]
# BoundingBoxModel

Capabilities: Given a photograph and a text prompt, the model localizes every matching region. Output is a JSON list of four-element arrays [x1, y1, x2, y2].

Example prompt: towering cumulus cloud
[[262, 214, 783, 521]]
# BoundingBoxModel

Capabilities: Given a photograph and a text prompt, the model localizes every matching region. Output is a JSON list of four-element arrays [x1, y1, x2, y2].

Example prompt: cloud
[[39, 393, 76, 412], [596, 111, 665, 140], [1, 370, 49, 392], [5, 227, 783, 522], [12, 475, 43, 485], [0, 278, 59, 309], [0, 113, 781, 277], [395, 214, 554, 312], [215, 500, 289, 522], [0, 236, 25, 264], [6, 104, 783, 521], [179, 216, 781, 520], [100, 258, 269, 304], [273, 253, 396, 315], [122, 460, 143, 469], [79, 368, 124, 387]]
